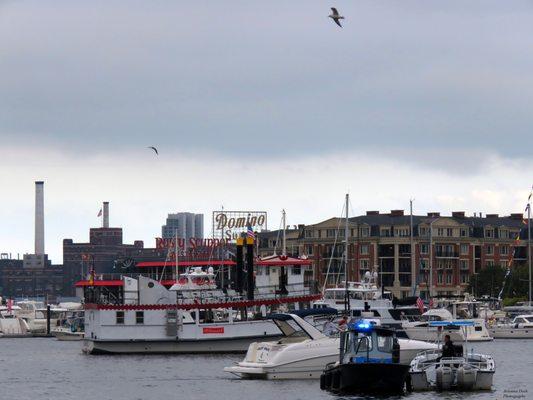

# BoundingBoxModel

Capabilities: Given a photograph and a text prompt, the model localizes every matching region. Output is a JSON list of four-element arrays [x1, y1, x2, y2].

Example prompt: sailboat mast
[[282, 209, 287, 256], [175, 230, 179, 282], [527, 200, 531, 306], [344, 193, 350, 314]]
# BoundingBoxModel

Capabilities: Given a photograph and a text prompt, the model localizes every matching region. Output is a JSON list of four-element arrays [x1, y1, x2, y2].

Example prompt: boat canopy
[[429, 320, 475, 327]]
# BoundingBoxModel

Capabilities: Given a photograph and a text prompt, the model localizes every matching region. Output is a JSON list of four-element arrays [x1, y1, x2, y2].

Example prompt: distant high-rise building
[[162, 212, 204, 240]]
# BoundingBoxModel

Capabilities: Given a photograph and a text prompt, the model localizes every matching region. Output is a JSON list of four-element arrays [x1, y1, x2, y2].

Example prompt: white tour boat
[[224, 314, 438, 380], [83, 267, 320, 354]]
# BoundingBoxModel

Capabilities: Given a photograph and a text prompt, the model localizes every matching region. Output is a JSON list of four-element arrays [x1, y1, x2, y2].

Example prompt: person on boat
[[441, 334, 456, 358], [338, 315, 348, 331]]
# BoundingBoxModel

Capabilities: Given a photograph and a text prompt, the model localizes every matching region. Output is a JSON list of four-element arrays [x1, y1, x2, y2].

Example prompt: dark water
[[0, 338, 531, 400]]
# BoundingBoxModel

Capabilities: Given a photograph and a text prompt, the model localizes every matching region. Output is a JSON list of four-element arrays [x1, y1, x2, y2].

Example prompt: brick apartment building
[[257, 210, 530, 299]]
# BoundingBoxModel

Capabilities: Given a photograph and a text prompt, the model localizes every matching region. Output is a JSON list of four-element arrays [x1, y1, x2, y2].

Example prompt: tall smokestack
[[103, 201, 109, 228], [35, 181, 45, 255]]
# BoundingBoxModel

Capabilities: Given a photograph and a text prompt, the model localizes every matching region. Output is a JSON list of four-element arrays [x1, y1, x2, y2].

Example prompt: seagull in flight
[[148, 146, 159, 155], [329, 7, 344, 28]]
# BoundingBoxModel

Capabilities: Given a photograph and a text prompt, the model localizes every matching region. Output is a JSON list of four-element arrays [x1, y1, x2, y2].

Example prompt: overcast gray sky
[[1, 1, 532, 261]]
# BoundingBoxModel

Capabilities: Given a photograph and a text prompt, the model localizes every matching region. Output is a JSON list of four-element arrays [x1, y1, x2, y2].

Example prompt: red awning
[[255, 258, 312, 266], [136, 260, 236, 268], [75, 280, 124, 287]]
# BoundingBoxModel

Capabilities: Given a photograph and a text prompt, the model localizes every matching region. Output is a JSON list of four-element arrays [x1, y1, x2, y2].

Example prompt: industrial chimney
[[103, 201, 109, 228], [35, 181, 45, 255]]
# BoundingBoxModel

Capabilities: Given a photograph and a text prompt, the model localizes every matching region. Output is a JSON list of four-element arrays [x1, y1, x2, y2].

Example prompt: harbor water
[[0, 338, 531, 400]]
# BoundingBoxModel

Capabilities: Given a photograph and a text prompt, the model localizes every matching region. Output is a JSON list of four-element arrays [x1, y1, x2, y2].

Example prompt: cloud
[[0, 144, 531, 262], [0, 0, 532, 163]]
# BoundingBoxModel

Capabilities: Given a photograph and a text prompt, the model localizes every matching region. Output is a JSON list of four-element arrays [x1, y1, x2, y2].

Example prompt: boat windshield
[[274, 319, 311, 340]]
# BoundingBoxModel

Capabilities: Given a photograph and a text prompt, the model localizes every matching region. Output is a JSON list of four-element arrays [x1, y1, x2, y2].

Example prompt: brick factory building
[[257, 210, 531, 299]]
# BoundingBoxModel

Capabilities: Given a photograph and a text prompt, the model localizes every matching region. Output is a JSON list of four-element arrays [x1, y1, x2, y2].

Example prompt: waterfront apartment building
[[161, 212, 204, 240], [257, 210, 530, 299]]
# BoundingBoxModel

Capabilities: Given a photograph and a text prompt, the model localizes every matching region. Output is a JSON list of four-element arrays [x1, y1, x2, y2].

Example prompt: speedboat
[[224, 314, 437, 380], [320, 321, 410, 394], [402, 308, 492, 342], [489, 314, 533, 339], [52, 310, 85, 341], [409, 321, 495, 391]]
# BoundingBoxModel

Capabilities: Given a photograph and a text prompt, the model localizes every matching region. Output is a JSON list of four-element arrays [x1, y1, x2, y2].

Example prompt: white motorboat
[[402, 308, 492, 342], [224, 314, 438, 380], [52, 310, 85, 341], [0, 306, 31, 337], [14, 300, 67, 333], [489, 314, 533, 339], [409, 321, 495, 391], [312, 271, 421, 328]]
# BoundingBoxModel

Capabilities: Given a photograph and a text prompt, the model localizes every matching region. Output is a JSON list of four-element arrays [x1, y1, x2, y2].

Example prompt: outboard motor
[[436, 366, 453, 391], [457, 365, 477, 390]]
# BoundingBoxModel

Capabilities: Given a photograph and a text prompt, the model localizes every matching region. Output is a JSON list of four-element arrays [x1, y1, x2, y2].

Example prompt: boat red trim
[[84, 294, 322, 311], [75, 280, 123, 287], [136, 260, 236, 268]]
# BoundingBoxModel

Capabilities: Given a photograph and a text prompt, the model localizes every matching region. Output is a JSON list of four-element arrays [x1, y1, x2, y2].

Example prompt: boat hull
[[52, 330, 84, 341], [410, 370, 494, 391], [490, 327, 533, 339], [321, 363, 410, 394], [83, 335, 281, 354]]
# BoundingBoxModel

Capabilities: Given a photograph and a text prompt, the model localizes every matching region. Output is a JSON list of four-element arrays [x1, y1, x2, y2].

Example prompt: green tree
[[468, 264, 530, 299]]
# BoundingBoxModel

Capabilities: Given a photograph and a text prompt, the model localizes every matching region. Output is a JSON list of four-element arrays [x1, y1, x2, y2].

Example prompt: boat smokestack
[[103, 201, 109, 228], [235, 238, 244, 294], [34, 181, 45, 255], [246, 237, 255, 301]]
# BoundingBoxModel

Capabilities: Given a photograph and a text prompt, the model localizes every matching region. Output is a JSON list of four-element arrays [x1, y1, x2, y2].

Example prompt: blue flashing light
[[351, 319, 373, 332]]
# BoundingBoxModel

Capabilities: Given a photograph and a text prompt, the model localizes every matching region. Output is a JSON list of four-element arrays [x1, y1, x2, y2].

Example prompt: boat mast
[[175, 229, 179, 282], [410, 199, 415, 296], [282, 209, 287, 256], [527, 192, 533, 306], [344, 193, 350, 314]]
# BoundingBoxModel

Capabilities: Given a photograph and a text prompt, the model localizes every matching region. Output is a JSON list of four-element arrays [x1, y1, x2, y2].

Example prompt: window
[[460, 244, 469, 255], [420, 260, 428, 270], [485, 229, 494, 238], [395, 228, 409, 237], [461, 274, 469, 284], [420, 244, 429, 254], [306, 245, 313, 255], [360, 245, 369, 255], [437, 228, 445, 237], [116, 311, 124, 325], [305, 230, 313, 238], [359, 259, 369, 269], [326, 229, 336, 238], [500, 229, 509, 239], [460, 228, 468, 237], [437, 273, 443, 284], [265, 267, 270, 275], [291, 266, 301, 275], [460, 260, 469, 270], [446, 274, 453, 284], [360, 227, 370, 237], [136, 311, 144, 324], [380, 228, 391, 237], [486, 245, 493, 255], [500, 245, 509, 256], [500, 261, 508, 269], [446, 228, 453, 237], [486, 260, 494, 268], [419, 227, 427, 237]]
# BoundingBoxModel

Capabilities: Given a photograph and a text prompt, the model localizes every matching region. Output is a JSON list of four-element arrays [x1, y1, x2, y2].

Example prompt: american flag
[[416, 297, 424, 314], [247, 225, 255, 239]]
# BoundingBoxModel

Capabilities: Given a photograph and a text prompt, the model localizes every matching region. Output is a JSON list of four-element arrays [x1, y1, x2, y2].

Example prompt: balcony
[[435, 251, 459, 258]]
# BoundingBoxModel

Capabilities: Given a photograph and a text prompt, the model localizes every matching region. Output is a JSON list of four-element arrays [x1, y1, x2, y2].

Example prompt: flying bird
[[329, 7, 344, 28], [148, 146, 158, 155]]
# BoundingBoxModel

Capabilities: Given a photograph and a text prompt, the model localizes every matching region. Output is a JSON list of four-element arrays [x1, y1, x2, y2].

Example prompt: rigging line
[[321, 201, 346, 294]]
